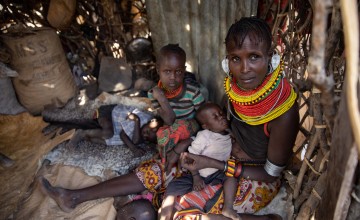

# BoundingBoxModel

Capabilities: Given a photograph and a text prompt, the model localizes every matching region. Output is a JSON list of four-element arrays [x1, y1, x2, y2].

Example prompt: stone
[[98, 57, 133, 92]]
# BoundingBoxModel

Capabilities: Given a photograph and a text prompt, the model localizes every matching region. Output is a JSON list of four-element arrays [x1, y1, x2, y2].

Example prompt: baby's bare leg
[[222, 177, 240, 220]]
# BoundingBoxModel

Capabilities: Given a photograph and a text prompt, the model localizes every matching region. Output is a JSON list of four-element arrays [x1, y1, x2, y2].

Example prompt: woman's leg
[[40, 172, 146, 212]]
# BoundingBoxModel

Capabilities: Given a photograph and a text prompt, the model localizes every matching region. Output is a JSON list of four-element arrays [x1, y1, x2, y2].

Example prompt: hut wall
[[145, 0, 257, 104]]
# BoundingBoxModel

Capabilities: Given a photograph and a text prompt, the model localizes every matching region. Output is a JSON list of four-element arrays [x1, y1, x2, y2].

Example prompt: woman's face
[[226, 35, 270, 90], [157, 52, 185, 91]]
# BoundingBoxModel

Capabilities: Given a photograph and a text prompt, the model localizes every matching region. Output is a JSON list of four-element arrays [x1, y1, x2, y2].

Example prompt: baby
[[160, 102, 235, 220]]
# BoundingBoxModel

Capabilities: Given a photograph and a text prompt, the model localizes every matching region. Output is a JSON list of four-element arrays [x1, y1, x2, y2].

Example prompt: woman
[[171, 17, 299, 220]]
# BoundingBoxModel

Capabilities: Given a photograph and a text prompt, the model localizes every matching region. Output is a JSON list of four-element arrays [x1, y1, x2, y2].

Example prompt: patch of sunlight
[[185, 62, 193, 73], [43, 83, 55, 88], [185, 24, 190, 31]]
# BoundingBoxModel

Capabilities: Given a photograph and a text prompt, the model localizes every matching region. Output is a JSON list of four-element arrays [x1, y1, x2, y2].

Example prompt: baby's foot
[[39, 177, 77, 213], [222, 206, 241, 220]]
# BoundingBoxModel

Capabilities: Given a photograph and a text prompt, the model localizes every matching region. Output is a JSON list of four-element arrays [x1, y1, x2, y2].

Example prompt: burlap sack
[[47, 0, 77, 30], [1, 28, 77, 115]]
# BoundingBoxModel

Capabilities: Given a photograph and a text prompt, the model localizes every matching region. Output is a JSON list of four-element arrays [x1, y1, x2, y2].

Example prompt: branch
[[340, 0, 360, 158]]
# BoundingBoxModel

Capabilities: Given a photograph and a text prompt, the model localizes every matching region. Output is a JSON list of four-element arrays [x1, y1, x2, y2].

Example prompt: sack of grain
[[1, 27, 77, 115]]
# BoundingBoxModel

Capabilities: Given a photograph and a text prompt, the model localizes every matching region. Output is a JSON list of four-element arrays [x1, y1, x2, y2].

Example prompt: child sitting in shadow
[[68, 104, 163, 157]]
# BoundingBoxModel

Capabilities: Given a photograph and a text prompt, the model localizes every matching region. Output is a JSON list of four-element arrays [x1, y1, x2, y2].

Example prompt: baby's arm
[[151, 87, 176, 125]]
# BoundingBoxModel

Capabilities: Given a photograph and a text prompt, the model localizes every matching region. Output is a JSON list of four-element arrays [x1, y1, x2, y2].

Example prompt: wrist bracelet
[[225, 159, 236, 177], [225, 159, 243, 178], [223, 161, 228, 172]]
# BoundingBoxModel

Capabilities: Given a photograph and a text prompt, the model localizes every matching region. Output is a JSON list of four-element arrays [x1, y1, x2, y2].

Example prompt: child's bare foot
[[40, 177, 77, 213], [222, 206, 241, 220]]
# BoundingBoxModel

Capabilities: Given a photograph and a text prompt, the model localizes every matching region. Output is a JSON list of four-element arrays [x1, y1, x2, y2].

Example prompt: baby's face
[[201, 105, 229, 133]]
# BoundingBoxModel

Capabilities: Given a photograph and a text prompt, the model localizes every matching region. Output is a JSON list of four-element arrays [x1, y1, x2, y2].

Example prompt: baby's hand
[[127, 113, 139, 121], [151, 87, 166, 100]]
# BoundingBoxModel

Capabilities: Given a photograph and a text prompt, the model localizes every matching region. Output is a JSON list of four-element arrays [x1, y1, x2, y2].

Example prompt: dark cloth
[[166, 170, 226, 196], [230, 117, 269, 160], [97, 104, 117, 119]]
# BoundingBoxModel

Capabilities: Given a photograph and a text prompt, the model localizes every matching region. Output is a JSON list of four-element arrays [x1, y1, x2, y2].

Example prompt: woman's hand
[[180, 152, 207, 173]]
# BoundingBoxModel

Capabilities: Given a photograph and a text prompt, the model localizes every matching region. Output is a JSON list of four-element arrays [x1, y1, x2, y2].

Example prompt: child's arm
[[151, 87, 176, 125], [127, 113, 141, 145], [120, 130, 144, 157]]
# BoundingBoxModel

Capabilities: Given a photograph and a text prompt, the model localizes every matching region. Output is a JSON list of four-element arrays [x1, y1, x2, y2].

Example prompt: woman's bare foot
[[40, 177, 78, 213], [222, 206, 241, 220]]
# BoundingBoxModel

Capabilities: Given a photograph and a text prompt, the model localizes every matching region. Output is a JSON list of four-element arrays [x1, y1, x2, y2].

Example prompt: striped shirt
[[148, 83, 205, 119]]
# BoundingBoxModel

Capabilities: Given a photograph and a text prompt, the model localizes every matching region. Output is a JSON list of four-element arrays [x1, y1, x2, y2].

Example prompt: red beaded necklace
[[157, 81, 183, 99]]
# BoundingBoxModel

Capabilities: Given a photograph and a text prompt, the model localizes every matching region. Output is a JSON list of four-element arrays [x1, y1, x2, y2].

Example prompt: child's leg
[[159, 194, 176, 220], [67, 117, 113, 147], [222, 177, 240, 220], [39, 172, 146, 213]]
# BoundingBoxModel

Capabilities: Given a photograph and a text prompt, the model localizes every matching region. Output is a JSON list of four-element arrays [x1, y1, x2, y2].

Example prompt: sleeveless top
[[230, 116, 269, 160]]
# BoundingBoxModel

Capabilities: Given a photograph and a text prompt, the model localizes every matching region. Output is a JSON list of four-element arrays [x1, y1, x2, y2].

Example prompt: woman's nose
[[239, 60, 249, 74]]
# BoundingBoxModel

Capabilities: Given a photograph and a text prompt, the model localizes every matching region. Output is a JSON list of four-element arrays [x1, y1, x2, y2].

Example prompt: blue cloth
[[105, 105, 153, 146]]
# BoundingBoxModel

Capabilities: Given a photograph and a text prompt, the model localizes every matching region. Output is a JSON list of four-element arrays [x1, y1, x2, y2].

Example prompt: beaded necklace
[[224, 61, 297, 125], [158, 81, 183, 99]]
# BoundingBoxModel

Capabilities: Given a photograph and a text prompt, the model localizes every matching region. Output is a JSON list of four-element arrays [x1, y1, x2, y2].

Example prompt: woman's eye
[[231, 57, 240, 62], [249, 54, 259, 60]]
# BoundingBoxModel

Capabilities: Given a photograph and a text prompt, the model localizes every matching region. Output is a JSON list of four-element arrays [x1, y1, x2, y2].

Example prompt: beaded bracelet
[[225, 159, 243, 178]]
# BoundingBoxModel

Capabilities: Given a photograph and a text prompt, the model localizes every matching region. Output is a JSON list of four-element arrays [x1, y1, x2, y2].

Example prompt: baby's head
[[156, 44, 186, 92], [141, 117, 164, 143], [195, 102, 229, 134], [116, 199, 157, 220], [225, 17, 272, 53]]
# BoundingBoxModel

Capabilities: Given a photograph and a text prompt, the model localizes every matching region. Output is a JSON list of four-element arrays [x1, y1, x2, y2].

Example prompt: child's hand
[[127, 113, 139, 121], [151, 87, 166, 101], [192, 173, 205, 191]]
